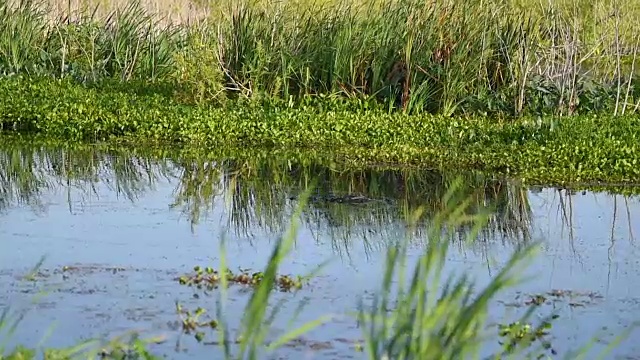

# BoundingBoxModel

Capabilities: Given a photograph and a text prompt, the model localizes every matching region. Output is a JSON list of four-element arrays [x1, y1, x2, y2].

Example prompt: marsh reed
[[1, 0, 638, 115]]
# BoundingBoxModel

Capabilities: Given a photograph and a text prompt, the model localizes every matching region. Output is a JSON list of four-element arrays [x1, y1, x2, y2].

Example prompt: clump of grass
[[351, 181, 546, 359], [0, 0, 638, 116], [176, 265, 304, 292], [0, 0, 181, 82]]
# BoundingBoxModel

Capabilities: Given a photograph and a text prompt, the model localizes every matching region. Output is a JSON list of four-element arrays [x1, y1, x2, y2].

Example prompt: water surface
[[1, 145, 639, 359]]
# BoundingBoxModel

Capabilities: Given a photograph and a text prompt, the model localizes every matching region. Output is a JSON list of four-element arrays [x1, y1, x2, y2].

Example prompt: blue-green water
[[1, 145, 639, 359]]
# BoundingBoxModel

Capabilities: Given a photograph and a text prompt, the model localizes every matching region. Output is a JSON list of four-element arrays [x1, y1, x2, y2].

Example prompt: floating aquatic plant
[[177, 266, 304, 292], [175, 302, 219, 343]]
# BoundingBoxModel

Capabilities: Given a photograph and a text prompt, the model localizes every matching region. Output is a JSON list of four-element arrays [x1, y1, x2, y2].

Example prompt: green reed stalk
[[2, 0, 638, 115]]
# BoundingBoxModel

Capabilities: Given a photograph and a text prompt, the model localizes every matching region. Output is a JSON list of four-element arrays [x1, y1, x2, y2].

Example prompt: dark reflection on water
[[0, 143, 639, 359], [0, 144, 533, 252]]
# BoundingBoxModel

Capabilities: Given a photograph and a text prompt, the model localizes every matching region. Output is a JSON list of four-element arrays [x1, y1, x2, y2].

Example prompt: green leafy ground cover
[[1, 0, 639, 185], [1, 77, 639, 185]]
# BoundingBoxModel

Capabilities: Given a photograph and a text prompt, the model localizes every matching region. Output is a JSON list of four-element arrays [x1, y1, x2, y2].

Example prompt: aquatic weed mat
[[2, 128, 640, 193]]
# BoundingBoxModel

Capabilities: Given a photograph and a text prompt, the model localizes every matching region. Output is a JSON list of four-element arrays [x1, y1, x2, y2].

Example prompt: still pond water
[[1, 145, 639, 359]]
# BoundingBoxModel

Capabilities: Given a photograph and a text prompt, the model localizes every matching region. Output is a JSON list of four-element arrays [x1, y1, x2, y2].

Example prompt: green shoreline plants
[[0, 0, 638, 116], [2, 82, 640, 184], [1, 0, 640, 184]]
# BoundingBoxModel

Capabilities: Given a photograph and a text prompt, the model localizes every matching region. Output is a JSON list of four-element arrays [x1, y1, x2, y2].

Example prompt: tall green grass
[[206, 182, 550, 360], [0, 0, 638, 116]]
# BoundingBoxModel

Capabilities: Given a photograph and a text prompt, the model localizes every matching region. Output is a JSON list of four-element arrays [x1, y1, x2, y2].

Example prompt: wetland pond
[[1, 145, 639, 359]]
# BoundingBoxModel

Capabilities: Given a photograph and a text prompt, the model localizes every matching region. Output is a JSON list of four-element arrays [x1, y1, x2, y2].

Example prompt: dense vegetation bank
[[0, 0, 639, 116], [1, 77, 640, 185], [1, 0, 639, 185]]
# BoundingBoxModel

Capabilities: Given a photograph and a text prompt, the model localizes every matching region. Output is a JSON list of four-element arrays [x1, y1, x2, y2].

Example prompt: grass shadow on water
[[0, 143, 535, 260]]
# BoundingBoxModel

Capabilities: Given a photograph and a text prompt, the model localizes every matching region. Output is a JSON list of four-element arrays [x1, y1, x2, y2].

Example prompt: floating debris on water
[[176, 266, 304, 292], [175, 302, 218, 343], [498, 319, 558, 357]]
